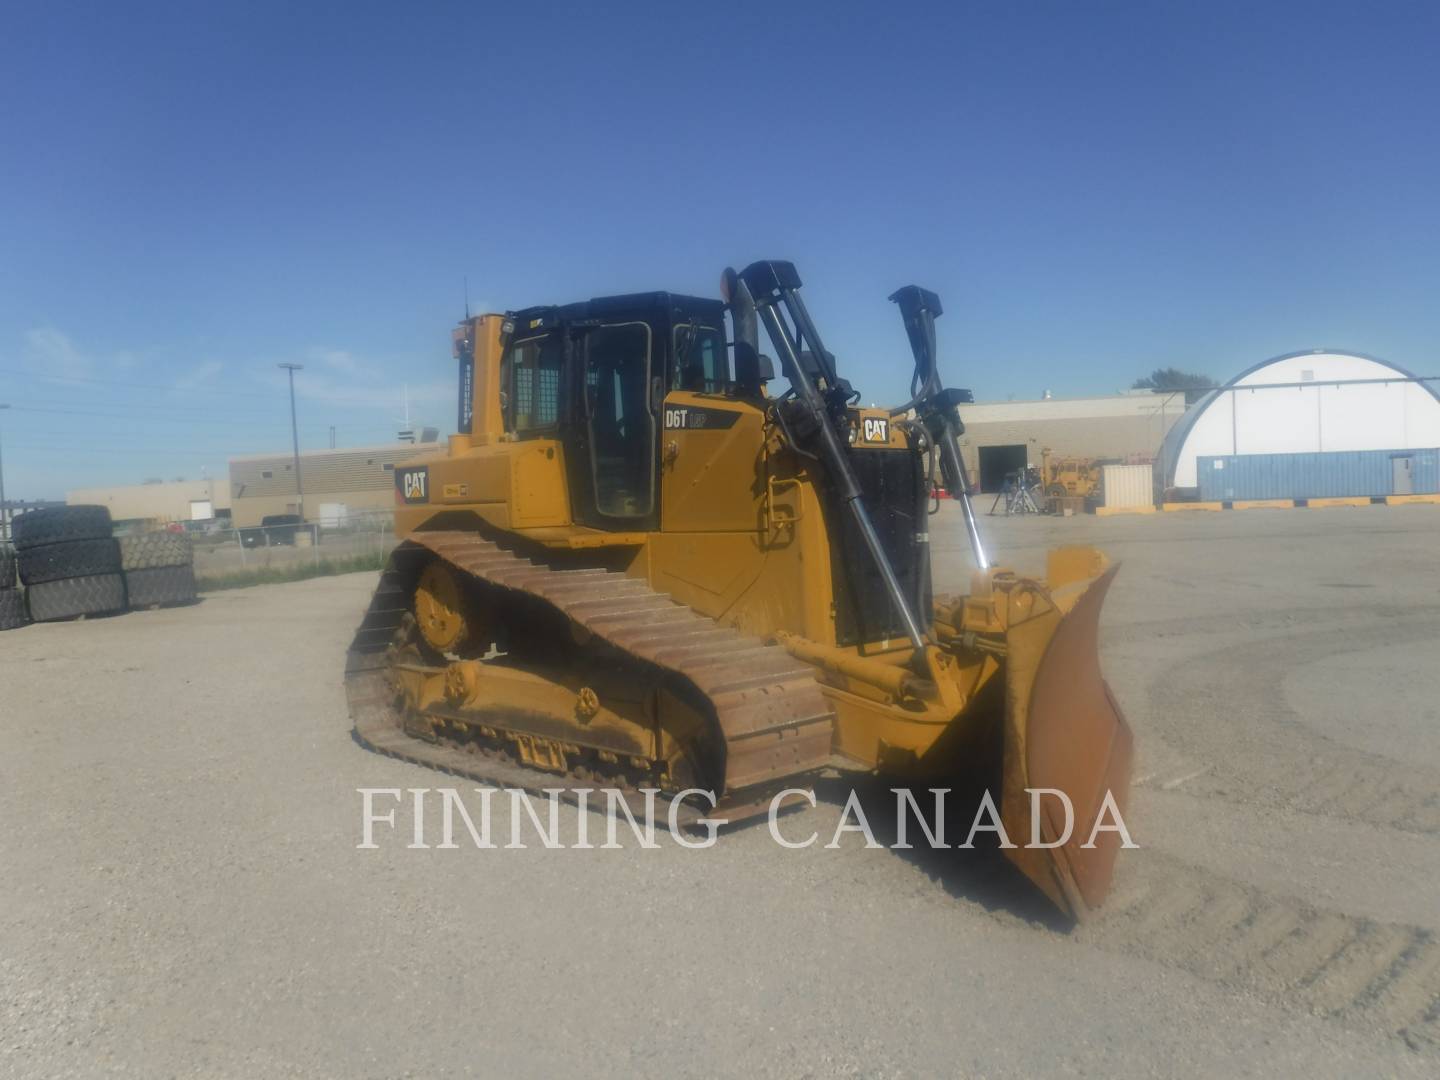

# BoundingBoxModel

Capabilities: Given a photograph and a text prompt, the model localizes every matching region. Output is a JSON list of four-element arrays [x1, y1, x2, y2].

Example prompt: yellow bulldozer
[[1040, 448, 1104, 502], [346, 261, 1132, 918]]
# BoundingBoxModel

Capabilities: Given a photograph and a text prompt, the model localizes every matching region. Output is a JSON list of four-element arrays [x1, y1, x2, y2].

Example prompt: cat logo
[[396, 466, 429, 504], [861, 417, 890, 444]]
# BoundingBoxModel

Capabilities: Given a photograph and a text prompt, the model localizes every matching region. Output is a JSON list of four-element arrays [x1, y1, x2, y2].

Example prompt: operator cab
[[497, 292, 734, 531]]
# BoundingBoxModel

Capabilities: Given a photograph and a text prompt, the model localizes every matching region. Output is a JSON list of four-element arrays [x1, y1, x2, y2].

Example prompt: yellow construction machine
[[1040, 448, 1103, 502], [346, 261, 1132, 918]]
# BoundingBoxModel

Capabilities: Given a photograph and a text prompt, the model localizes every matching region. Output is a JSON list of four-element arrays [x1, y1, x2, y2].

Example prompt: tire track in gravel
[[1108, 607, 1440, 835], [1104, 602, 1440, 655], [1075, 851, 1440, 1052], [1066, 602, 1440, 1050]]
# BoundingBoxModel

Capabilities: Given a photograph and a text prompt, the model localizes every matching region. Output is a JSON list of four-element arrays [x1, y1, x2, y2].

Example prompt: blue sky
[[2, 1, 1437, 499]]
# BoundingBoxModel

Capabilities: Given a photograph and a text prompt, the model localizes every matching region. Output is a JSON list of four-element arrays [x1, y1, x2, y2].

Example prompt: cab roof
[[509, 291, 724, 329]]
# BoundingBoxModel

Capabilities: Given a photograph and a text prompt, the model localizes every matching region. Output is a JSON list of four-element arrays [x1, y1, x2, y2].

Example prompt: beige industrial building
[[228, 443, 437, 528], [67, 478, 231, 524], [956, 391, 1186, 491]]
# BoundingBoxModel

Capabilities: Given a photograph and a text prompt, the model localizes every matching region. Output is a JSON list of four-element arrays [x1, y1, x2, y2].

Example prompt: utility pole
[[278, 364, 305, 518], [0, 404, 9, 542]]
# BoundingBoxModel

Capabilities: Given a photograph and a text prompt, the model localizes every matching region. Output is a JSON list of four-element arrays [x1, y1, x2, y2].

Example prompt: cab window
[[671, 325, 729, 394], [506, 334, 563, 432]]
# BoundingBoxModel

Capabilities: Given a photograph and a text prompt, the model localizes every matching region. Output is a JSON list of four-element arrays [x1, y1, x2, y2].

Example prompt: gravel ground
[[3, 504, 1439, 1077]]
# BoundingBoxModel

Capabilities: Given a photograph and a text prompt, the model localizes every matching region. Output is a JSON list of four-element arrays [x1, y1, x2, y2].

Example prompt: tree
[[1132, 367, 1216, 405], [1132, 367, 1214, 390]]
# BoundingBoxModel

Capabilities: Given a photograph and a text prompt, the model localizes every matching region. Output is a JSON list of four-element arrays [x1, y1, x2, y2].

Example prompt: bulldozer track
[[345, 530, 835, 812], [1075, 852, 1440, 1050]]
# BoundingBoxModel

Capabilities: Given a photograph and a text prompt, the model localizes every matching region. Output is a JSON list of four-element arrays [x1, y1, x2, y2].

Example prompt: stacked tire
[[119, 530, 198, 608], [0, 544, 26, 630], [14, 506, 127, 622]]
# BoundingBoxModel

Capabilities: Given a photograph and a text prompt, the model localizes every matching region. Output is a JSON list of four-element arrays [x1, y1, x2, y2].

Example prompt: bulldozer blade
[[999, 564, 1133, 920]]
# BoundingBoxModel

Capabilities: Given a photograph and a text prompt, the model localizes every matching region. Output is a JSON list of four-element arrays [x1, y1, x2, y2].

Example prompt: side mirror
[[756, 354, 776, 382]]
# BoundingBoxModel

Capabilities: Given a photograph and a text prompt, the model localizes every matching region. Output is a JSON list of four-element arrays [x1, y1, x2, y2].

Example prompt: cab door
[[569, 321, 658, 530], [658, 322, 758, 533]]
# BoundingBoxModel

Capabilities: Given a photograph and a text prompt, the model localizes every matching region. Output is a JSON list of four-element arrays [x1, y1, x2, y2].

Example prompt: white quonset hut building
[[1160, 350, 1440, 499]]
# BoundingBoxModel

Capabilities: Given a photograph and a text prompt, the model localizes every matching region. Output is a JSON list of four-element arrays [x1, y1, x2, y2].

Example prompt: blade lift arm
[[737, 260, 928, 651], [887, 285, 990, 571]]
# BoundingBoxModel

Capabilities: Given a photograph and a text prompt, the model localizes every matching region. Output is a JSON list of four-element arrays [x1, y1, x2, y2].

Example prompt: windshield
[[671, 324, 729, 394]]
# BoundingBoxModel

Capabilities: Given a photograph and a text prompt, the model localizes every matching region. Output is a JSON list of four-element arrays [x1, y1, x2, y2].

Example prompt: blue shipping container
[[1197, 448, 1440, 502]]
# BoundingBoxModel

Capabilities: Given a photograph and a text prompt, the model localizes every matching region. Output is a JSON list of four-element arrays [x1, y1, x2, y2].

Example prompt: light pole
[[277, 364, 304, 519], [0, 403, 9, 542]]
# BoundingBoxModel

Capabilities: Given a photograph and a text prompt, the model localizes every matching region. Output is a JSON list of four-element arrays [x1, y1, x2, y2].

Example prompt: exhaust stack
[[722, 267, 765, 394]]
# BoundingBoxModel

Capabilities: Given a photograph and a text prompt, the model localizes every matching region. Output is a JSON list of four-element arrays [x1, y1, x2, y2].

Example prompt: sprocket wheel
[[414, 560, 480, 654]]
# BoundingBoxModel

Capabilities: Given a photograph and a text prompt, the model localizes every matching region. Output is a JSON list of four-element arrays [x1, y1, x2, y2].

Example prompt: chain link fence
[[191, 509, 397, 582]]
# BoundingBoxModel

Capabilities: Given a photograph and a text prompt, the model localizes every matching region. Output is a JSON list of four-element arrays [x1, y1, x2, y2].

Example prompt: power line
[[7, 404, 289, 424], [6, 418, 380, 441], [0, 365, 284, 399], [0, 366, 440, 412], [6, 446, 232, 459], [5, 403, 432, 426], [3, 404, 383, 433], [6, 394, 311, 420]]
